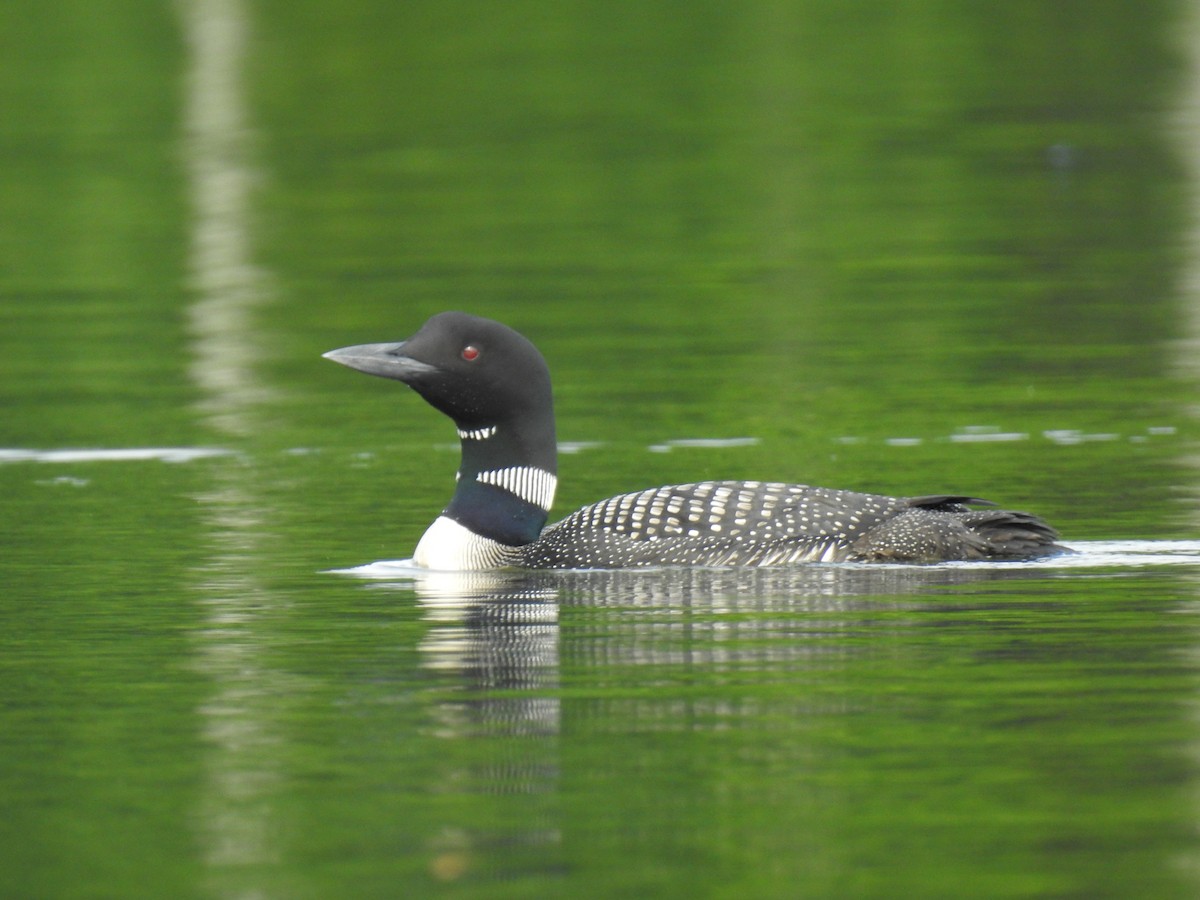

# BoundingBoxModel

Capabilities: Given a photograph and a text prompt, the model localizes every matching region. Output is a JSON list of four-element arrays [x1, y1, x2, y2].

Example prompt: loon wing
[[523, 481, 909, 568]]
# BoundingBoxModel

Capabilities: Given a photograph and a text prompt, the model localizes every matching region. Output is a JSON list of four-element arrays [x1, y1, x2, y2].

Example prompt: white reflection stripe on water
[[838, 429, 1178, 446], [180, 0, 285, 885], [559, 441, 605, 454], [648, 437, 760, 453], [947, 432, 1029, 443], [0, 447, 233, 463]]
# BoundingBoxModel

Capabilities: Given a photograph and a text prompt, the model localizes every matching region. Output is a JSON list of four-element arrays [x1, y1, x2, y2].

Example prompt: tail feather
[[851, 505, 1066, 562], [959, 509, 1065, 559]]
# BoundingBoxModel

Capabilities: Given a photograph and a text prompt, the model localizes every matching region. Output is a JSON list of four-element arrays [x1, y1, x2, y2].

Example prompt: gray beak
[[322, 342, 437, 382]]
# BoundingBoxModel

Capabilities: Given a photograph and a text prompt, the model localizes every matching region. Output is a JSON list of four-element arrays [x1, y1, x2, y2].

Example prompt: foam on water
[[1026, 540, 1200, 568]]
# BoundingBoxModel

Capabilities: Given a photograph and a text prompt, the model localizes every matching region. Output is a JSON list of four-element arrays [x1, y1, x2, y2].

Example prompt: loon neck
[[443, 416, 557, 546]]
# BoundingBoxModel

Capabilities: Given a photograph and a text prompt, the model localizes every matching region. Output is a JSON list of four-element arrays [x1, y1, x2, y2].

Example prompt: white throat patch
[[457, 425, 497, 441]]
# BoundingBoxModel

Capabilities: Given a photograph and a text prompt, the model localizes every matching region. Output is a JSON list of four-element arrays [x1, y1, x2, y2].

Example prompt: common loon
[[324, 312, 1064, 570]]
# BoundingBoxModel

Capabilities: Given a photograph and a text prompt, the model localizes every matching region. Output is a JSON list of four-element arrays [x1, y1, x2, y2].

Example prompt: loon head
[[324, 311, 548, 425], [324, 312, 557, 555]]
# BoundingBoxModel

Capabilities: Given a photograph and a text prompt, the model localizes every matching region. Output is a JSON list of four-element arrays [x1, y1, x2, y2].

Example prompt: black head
[[324, 312, 552, 425], [324, 311, 556, 474]]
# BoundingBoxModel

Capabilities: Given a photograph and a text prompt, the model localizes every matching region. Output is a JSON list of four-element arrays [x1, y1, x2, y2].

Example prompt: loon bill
[[324, 311, 1065, 570]]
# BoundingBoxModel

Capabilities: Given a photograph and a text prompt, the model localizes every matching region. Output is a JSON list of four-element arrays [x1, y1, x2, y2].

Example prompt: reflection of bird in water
[[325, 312, 1064, 570]]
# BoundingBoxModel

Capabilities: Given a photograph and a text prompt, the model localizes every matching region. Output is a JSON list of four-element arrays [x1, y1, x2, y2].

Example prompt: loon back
[[522, 484, 1060, 568], [324, 311, 1064, 570]]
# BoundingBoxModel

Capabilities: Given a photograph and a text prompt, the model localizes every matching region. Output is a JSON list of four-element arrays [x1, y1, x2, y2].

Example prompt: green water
[[4, 1, 1200, 897]]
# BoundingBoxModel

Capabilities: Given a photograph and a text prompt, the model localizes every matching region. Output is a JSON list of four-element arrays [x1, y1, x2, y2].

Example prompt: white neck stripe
[[476, 466, 556, 511]]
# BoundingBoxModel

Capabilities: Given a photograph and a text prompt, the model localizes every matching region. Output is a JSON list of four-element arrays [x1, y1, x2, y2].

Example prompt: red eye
[[461, 345, 480, 361]]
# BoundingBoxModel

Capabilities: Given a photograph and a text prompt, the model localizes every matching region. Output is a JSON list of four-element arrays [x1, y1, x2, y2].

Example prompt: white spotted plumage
[[512, 480, 1062, 569], [518, 481, 896, 569]]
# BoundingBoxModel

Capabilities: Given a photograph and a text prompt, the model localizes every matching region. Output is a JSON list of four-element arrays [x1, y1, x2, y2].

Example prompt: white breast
[[413, 515, 518, 570]]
